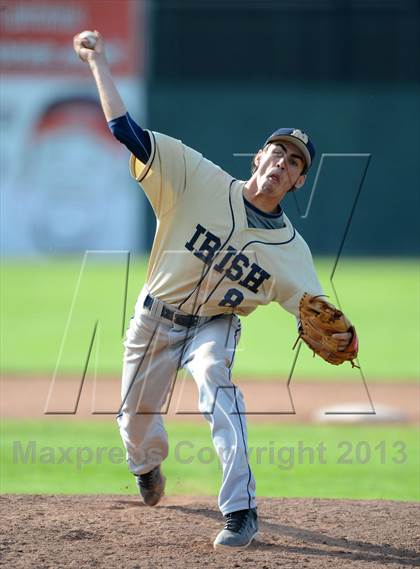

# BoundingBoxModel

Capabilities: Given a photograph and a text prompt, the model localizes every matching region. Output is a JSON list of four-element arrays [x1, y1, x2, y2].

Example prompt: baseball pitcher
[[73, 31, 358, 551]]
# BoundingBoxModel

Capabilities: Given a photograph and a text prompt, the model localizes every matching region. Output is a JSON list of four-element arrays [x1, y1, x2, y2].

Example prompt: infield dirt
[[1, 495, 419, 568]]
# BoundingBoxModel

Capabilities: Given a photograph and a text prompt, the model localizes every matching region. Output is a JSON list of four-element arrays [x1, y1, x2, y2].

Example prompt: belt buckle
[[173, 313, 186, 326], [173, 313, 198, 327]]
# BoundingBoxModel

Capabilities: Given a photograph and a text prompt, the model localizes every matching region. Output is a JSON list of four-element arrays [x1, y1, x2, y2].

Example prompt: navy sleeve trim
[[108, 112, 151, 163]]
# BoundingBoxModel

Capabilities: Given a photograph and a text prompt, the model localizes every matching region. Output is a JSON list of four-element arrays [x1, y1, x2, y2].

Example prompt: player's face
[[254, 142, 306, 200]]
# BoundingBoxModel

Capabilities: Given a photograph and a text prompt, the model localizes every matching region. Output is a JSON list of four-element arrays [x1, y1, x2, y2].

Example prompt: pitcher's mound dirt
[[1, 495, 418, 568]]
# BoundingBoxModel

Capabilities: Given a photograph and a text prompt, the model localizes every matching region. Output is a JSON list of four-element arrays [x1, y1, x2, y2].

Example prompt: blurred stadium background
[[1, 0, 419, 257]]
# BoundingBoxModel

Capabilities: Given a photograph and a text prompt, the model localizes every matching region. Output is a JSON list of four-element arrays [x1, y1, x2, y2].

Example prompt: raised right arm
[[73, 31, 201, 217], [73, 30, 151, 162]]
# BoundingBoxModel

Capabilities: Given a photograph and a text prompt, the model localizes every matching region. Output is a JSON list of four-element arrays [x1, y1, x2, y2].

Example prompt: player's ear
[[294, 174, 306, 189], [253, 149, 263, 171]]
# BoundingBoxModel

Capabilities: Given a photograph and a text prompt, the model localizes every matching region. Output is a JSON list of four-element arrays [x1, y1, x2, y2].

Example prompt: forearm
[[89, 59, 126, 121]]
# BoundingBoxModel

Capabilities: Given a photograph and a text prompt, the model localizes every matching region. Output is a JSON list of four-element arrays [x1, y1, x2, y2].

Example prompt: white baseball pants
[[117, 289, 256, 515]]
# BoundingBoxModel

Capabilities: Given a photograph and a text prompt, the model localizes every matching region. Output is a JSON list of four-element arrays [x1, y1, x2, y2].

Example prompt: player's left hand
[[296, 293, 359, 367], [332, 331, 353, 351]]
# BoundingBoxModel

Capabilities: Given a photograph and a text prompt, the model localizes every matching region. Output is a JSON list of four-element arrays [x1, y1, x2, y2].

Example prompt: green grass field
[[1, 256, 419, 379], [1, 420, 418, 501]]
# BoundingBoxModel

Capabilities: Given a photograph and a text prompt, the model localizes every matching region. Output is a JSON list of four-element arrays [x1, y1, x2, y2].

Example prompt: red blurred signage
[[0, 0, 143, 76]]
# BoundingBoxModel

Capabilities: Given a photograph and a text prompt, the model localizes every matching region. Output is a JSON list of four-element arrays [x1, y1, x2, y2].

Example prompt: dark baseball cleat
[[135, 466, 165, 506], [213, 507, 258, 551]]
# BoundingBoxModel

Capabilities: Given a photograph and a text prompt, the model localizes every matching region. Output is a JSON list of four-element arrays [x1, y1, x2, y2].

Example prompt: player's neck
[[242, 180, 282, 214]]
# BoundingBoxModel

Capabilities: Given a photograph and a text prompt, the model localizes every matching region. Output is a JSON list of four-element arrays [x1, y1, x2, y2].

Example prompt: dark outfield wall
[[142, 1, 420, 256]]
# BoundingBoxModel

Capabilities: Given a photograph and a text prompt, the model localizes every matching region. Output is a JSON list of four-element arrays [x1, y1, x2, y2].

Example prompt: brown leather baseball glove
[[294, 293, 359, 367]]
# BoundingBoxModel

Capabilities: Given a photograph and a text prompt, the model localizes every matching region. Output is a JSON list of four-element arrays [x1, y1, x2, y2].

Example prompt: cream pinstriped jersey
[[129, 131, 323, 318]]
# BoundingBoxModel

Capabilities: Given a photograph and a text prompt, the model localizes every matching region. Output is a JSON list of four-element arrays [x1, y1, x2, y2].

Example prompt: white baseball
[[79, 31, 97, 49]]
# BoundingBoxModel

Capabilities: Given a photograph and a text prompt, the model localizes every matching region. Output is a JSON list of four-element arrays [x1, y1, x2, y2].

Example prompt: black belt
[[144, 294, 201, 327]]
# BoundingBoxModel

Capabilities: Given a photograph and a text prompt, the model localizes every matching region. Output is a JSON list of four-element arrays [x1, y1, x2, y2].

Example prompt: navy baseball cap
[[264, 128, 315, 172]]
